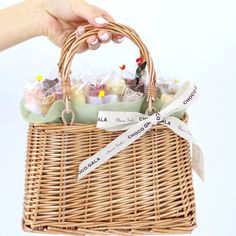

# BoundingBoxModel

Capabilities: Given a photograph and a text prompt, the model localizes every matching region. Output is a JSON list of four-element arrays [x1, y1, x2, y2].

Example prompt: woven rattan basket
[[22, 22, 196, 235]]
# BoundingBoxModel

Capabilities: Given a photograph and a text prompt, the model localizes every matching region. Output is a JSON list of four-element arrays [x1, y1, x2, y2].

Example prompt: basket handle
[[58, 22, 158, 119]]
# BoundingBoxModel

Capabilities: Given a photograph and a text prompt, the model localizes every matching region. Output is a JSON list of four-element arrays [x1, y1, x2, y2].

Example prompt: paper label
[[192, 144, 204, 181]]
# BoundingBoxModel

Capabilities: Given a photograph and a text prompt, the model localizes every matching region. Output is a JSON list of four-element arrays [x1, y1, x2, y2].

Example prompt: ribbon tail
[[192, 144, 205, 181], [160, 81, 199, 118], [96, 111, 147, 131]]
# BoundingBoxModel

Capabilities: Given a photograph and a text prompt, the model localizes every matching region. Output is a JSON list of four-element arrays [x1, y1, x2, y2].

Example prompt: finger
[[76, 42, 88, 53], [91, 8, 115, 26], [98, 31, 112, 43], [95, 7, 115, 22], [76, 27, 111, 53], [76, 25, 85, 36], [73, 26, 87, 53], [50, 28, 75, 48], [87, 35, 101, 50], [112, 34, 125, 44], [73, 1, 114, 27]]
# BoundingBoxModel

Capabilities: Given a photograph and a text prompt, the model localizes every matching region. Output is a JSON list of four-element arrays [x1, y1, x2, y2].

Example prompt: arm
[[0, 1, 41, 50], [0, 0, 123, 52]]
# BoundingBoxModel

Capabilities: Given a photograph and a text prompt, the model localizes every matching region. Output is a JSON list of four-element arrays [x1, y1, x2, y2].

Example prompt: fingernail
[[77, 26, 85, 36], [117, 37, 124, 43], [94, 17, 109, 25], [100, 33, 109, 41], [90, 38, 99, 45]]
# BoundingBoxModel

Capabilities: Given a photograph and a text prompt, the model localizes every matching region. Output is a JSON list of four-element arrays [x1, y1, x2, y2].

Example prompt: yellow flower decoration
[[36, 75, 44, 81], [98, 89, 106, 97], [173, 77, 179, 83]]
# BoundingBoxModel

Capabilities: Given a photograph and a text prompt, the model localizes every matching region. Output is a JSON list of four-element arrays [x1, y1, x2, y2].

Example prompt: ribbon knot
[[78, 81, 204, 181], [153, 112, 165, 125]]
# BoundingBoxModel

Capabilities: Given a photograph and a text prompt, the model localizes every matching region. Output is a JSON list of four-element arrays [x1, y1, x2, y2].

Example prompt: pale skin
[[0, 0, 124, 51]]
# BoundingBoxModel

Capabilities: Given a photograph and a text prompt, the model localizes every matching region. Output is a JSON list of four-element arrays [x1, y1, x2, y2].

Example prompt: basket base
[[23, 219, 197, 235]]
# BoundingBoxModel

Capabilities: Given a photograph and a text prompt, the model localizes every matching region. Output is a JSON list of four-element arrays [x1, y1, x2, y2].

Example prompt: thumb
[[73, 1, 114, 26]]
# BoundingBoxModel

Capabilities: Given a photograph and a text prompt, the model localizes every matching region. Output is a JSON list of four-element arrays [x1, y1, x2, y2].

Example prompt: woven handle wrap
[[58, 22, 158, 115]]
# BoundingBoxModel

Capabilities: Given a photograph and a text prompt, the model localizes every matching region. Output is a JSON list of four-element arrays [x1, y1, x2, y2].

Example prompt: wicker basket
[[22, 22, 196, 235]]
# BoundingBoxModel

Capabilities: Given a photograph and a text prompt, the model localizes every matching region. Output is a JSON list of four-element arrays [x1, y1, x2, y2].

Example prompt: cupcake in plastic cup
[[102, 95, 118, 104], [38, 93, 56, 115], [86, 96, 103, 105]]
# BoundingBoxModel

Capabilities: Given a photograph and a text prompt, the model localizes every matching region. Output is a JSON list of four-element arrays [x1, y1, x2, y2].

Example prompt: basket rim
[[29, 113, 188, 132]]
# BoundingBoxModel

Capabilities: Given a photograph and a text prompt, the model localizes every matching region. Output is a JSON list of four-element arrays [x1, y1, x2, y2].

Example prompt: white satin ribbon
[[78, 81, 204, 181]]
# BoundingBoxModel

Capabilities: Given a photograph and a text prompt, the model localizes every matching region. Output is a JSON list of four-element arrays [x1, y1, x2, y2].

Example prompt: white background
[[0, 0, 235, 236]]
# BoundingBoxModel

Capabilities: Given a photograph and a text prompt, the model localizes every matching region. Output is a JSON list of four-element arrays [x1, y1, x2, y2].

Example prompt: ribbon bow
[[79, 81, 204, 180]]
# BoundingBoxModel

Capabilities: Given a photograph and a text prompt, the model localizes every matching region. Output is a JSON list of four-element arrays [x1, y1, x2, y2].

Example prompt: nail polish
[[77, 26, 85, 36], [94, 17, 109, 25], [90, 38, 99, 45], [100, 33, 109, 41], [117, 37, 124, 43]]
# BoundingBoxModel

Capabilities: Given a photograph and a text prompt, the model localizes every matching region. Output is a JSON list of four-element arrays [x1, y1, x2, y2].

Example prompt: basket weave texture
[[22, 22, 196, 235]]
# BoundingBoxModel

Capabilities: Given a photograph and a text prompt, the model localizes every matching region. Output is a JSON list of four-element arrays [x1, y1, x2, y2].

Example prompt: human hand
[[37, 0, 124, 51]]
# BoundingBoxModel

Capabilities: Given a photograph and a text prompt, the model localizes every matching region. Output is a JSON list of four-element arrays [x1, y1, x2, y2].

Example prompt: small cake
[[105, 79, 126, 96]]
